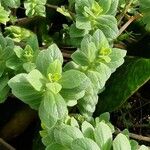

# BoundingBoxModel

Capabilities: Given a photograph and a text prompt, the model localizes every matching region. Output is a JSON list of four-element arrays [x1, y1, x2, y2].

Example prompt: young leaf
[[53, 124, 83, 147], [94, 122, 112, 150], [107, 48, 127, 73], [46, 82, 62, 94], [98, 112, 110, 123], [97, 0, 111, 14], [36, 44, 63, 76], [81, 121, 95, 139], [130, 140, 138, 150], [113, 133, 131, 150], [138, 145, 149, 150], [47, 59, 62, 76], [0, 6, 10, 24], [5, 26, 33, 42]]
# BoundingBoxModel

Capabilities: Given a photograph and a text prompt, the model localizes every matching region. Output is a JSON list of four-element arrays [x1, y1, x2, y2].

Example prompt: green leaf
[[71, 50, 90, 66], [106, 0, 119, 15], [6, 56, 22, 71], [47, 59, 62, 75], [26, 69, 44, 91], [69, 24, 88, 38], [57, 6, 72, 19], [113, 133, 131, 150], [94, 122, 112, 150], [71, 138, 100, 150], [0, 75, 9, 103], [0, 62, 5, 77], [78, 92, 98, 116], [23, 62, 36, 73], [14, 46, 24, 58], [8, 73, 44, 109], [60, 89, 85, 106], [86, 62, 111, 91], [24, 0, 47, 17], [46, 82, 62, 94], [130, 140, 138, 150], [98, 112, 110, 123], [39, 91, 67, 128], [92, 29, 109, 50], [59, 69, 89, 89], [1, 0, 20, 8], [95, 57, 150, 113], [81, 121, 94, 139], [39, 102, 57, 129], [96, 15, 118, 40], [26, 35, 39, 54], [80, 40, 97, 63], [107, 48, 126, 73], [40, 129, 53, 146], [63, 61, 79, 71], [138, 145, 149, 150], [98, 0, 111, 14], [0, 6, 10, 24], [5, 26, 33, 42], [36, 44, 63, 76], [76, 16, 91, 30], [53, 124, 83, 147], [0, 86, 9, 103]]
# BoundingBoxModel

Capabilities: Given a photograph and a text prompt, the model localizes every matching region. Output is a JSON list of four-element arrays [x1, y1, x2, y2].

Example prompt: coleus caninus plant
[[8, 29, 129, 149]]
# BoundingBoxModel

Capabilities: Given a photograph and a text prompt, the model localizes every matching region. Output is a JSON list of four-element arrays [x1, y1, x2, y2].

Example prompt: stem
[[45, 4, 58, 9], [118, 0, 133, 25], [0, 138, 15, 150], [115, 129, 150, 143], [118, 14, 142, 37]]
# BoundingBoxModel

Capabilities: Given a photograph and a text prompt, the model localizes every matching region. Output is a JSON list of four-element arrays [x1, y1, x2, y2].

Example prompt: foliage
[[0, 0, 150, 149], [40, 113, 147, 150]]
